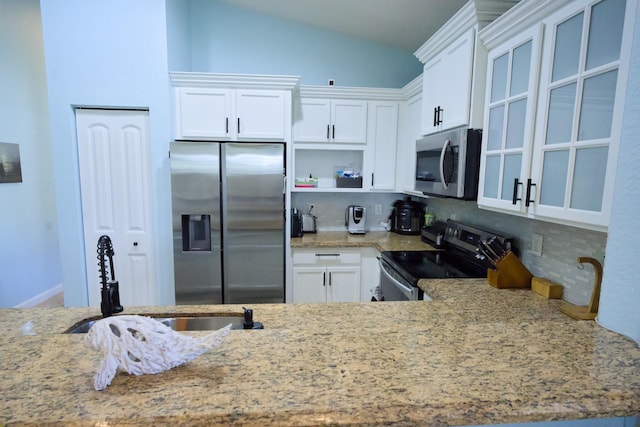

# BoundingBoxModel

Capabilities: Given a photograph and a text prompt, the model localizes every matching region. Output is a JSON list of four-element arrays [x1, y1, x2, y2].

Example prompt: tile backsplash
[[292, 192, 403, 231], [292, 192, 607, 307]]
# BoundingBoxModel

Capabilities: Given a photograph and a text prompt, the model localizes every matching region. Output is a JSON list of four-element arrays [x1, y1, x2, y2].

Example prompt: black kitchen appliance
[[291, 208, 303, 237], [378, 220, 513, 301], [390, 197, 424, 235]]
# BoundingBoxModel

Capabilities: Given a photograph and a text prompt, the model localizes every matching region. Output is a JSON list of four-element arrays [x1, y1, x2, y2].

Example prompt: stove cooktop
[[380, 249, 486, 285], [381, 220, 513, 285]]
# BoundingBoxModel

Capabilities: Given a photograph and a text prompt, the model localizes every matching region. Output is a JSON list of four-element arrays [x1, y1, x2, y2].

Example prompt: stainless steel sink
[[65, 314, 251, 334]]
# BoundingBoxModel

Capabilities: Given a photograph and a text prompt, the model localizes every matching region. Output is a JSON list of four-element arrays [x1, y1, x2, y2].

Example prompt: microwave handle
[[439, 138, 452, 189]]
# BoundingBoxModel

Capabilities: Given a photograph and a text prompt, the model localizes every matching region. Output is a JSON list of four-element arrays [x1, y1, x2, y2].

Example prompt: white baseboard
[[15, 284, 63, 308]]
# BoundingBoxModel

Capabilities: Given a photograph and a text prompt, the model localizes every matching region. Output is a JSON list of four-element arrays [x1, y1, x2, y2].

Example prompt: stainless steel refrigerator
[[170, 141, 285, 304]]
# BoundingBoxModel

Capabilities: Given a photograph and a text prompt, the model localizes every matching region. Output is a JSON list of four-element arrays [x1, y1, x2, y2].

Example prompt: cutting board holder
[[487, 251, 533, 289]]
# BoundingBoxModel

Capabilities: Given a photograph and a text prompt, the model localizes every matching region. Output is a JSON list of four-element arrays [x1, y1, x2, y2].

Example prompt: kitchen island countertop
[[1, 279, 639, 426]]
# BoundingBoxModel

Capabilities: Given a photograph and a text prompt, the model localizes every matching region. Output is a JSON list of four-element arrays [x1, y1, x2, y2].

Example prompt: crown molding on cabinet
[[169, 72, 300, 91], [401, 74, 422, 100], [414, 0, 519, 63], [479, 0, 573, 49], [298, 85, 405, 101]]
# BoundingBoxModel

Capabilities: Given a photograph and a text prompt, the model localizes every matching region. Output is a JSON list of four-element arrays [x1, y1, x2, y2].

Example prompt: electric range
[[377, 220, 512, 301]]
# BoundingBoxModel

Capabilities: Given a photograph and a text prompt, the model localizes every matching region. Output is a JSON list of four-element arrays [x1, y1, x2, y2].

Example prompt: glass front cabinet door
[[478, 25, 542, 214], [479, 0, 634, 230], [530, 0, 631, 228]]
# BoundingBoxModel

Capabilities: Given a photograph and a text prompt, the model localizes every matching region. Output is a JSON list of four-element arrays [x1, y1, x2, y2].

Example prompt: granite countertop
[[1, 280, 639, 426], [290, 230, 435, 251]]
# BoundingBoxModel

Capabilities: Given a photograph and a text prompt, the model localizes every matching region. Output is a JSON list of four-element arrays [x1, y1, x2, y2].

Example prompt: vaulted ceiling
[[218, 0, 469, 52]]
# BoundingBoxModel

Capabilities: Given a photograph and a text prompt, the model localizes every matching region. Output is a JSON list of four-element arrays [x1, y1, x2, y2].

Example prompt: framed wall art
[[0, 142, 23, 183]]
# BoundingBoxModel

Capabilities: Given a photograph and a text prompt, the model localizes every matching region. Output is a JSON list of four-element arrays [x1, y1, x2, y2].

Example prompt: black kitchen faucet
[[97, 235, 124, 318]]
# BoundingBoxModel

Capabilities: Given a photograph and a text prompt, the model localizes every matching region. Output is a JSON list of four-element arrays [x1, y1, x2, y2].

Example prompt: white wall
[[598, 2, 640, 345], [0, 0, 62, 308], [39, 0, 175, 307]]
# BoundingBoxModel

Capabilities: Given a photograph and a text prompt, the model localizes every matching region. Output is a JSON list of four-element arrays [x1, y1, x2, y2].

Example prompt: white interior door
[[75, 109, 156, 308]]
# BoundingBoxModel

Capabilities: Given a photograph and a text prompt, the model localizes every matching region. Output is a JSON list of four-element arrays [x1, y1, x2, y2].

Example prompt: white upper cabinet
[[291, 86, 402, 193], [478, 0, 636, 230], [294, 98, 368, 144], [415, 0, 518, 136], [170, 72, 299, 142], [367, 101, 399, 191], [478, 25, 543, 213], [420, 29, 475, 135], [530, 0, 631, 228], [175, 88, 232, 139], [234, 90, 288, 140], [174, 88, 287, 141], [395, 75, 422, 195]]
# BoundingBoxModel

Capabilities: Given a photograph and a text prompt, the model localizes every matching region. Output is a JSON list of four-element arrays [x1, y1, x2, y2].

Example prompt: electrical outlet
[[374, 204, 382, 215], [531, 233, 543, 256]]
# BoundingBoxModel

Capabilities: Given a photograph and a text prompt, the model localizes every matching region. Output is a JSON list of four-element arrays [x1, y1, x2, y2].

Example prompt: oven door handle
[[439, 138, 452, 189], [378, 258, 415, 299]]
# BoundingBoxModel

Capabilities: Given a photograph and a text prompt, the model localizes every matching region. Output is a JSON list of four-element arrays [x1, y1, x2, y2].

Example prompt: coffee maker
[[345, 205, 366, 234]]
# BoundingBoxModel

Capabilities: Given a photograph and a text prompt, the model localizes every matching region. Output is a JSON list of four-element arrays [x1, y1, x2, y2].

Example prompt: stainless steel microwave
[[415, 127, 482, 200]]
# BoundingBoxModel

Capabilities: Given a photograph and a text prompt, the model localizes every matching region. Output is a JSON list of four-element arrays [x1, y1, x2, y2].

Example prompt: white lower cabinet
[[291, 249, 362, 303]]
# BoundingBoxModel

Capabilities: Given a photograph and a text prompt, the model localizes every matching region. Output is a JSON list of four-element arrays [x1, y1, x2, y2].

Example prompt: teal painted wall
[[39, 0, 175, 307], [0, 0, 62, 308], [186, 0, 423, 88]]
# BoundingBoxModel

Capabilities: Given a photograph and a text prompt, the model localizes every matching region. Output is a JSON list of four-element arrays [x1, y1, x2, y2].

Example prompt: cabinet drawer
[[292, 250, 361, 265]]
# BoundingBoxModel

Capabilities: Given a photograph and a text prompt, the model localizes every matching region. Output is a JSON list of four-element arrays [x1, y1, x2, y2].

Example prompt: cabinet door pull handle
[[323, 271, 326, 286], [525, 178, 536, 207], [225, 117, 229, 134], [316, 253, 340, 257], [371, 173, 374, 186], [326, 124, 330, 139], [512, 178, 522, 205], [332, 124, 335, 139], [237, 117, 240, 134], [436, 106, 443, 125], [328, 272, 332, 286], [433, 107, 438, 127]]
